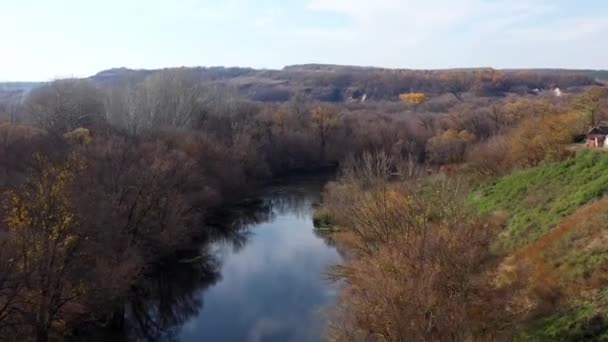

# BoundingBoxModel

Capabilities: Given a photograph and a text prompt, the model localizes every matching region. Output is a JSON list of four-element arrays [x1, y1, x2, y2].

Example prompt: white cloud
[[304, 0, 558, 42], [286, 0, 607, 69]]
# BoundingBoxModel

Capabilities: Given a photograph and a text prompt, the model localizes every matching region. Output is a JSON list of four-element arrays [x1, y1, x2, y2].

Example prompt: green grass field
[[474, 150, 608, 252]]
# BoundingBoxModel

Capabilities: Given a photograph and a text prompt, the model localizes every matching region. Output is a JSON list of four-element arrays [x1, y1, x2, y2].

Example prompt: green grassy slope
[[474, 150, 608, 340], [475, 150, 608, 252]]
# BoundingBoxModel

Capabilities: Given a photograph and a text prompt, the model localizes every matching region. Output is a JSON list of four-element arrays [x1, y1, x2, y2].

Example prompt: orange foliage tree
[[399, 92, 427, 109]]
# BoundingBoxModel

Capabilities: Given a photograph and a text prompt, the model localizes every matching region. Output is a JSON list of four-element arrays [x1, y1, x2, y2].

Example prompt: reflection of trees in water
[[109, 175, 332, 341], [119, 198, 276, 341], [265, 186, 319, 219], [125, 249, 220, 341], [206, 199, 273, 253]]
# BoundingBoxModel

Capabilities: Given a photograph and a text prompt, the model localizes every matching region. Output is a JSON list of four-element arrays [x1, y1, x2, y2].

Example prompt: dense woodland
[[0, 66, 607, 341]]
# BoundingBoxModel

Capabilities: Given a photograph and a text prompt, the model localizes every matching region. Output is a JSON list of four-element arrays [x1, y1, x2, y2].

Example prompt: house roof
[[588, 125, 608, 135]]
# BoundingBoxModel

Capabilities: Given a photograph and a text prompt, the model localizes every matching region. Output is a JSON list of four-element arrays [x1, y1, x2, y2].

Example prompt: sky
[[1, 0, 608, 81]]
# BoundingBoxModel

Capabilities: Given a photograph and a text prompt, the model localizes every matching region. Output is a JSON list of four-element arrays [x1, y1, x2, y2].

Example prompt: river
[[115, 175, 341, 342]]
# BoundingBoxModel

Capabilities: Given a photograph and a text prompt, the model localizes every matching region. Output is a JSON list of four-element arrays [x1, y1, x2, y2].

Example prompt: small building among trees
[[586, 123, 608, 147]]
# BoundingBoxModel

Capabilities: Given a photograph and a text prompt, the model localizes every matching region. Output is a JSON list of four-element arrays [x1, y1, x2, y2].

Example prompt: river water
[[118, 175, 341, 342]]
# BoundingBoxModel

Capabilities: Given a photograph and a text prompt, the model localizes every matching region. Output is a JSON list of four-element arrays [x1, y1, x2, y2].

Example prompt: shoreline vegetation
[[315, 150, 608, 340], [0, 67, 607, 341]]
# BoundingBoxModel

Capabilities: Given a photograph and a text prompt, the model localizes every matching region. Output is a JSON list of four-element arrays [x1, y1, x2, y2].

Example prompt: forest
[[0, 66, 607, 341]]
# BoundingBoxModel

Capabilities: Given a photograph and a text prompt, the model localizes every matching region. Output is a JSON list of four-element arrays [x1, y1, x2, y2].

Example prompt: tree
[[399, 92, 427, 110], [311, 105, 338, 162], [323, 171, 514, 341], [26, 79, 105, 134], [473, 69, 510, 96], [440, 72, 472, 102], [506, 111, 585, 167], [426, 129, 475, 164], [288, 92, 310, 125], [3, 154, 87, 342], [399, 92, 428, 118], [0, 236, 26, 338], [572, 86, 608, 127], [0, 123, 45, 187], [0, 100, 21, 124]]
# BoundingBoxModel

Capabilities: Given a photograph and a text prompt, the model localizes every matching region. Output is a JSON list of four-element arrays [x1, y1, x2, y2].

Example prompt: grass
[[474, 150, 608, 252], [547, 211, 608, 282], [516, 290, 608, 342], [312, 206, 336, 230]]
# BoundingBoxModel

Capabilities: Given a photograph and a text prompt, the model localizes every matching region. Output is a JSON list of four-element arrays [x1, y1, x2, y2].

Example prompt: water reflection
[[124, 175, 340, 342], [126, 250, 220, 341]]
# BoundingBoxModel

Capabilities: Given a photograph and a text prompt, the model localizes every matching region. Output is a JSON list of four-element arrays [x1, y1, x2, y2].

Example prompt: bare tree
[[0, 100, 21, 124], [311, 105, 338, 162], [25, 79, 105, 134], [323, 174, 514, 341]]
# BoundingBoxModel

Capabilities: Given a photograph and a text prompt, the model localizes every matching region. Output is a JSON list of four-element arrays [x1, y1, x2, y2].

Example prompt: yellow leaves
[[50, 213, 75, 242], [427, 129, 476, 164], [505, 110, 585, 167], [311, 105, 337, 128], [62, 234, 78, 249], [3, 153, 84, 252], [572, 86, 608, 126], [4, 197, 31, 230], [458, 130, 475, 143], [433, 128, 475, 142], [573, 86, 606, 111], [271, 107, 288, 129], [502, 98, 554, 119], [399, 92, 427, 105], [63, 127, 93, 146]]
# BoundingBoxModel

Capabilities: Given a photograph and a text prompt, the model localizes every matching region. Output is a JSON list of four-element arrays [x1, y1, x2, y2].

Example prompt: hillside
[[475, 151, 608, 340], [87, 65, 602, 103], [1, 65, 605, 105], [0, 82, 43, 103], [475, 150, 608, 252]]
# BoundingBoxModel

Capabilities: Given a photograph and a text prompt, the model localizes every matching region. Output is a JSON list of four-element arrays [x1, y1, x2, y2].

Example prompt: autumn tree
[[506, 111, 585, 167], [474, 69, 510, 96], [288, 92, 310, 125], [136, 69, 203, 130], [0, 123, 45, 187], [102, 69, 209, 134], [572, 86, 608, 127], [311, 105, 338, 162], [0, 100, 21, 124], [399, 92, 427, 111], [440, 72, 473, 102], [466, 136, 510, 177], [426, 129, 475, 164], [3, 154, 88, 342], [322, 167, 514, 341], [25, 79, 105, 134], [0, 236, 25, 338]]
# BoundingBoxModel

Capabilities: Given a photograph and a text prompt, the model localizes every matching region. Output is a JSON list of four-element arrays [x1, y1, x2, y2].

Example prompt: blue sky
[[1, 0, 607, 81]]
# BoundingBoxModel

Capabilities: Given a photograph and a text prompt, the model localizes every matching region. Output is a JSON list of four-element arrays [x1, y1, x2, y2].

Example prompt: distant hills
[[1, 65, 607, 104], [0, 82, 43, 103]]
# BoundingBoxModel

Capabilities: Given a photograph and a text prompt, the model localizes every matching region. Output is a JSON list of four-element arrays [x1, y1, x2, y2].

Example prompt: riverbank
[[76, 173, 339, 341]]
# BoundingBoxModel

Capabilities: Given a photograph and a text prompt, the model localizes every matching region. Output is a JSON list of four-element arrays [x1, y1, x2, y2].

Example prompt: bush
[[322, 164, 514, 340], [312, 207, 335, 230]]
